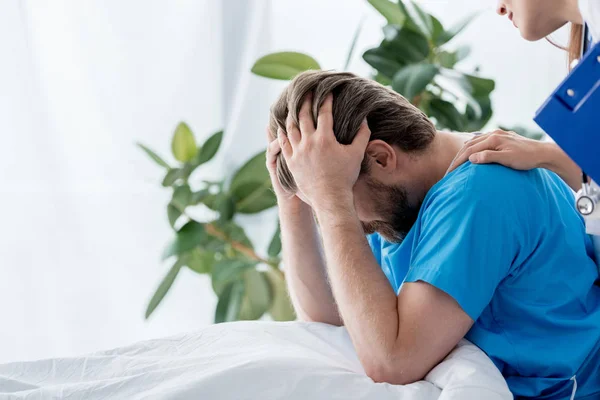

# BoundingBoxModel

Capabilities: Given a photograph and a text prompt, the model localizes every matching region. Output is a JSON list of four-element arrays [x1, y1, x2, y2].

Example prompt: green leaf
[[214, 279, 244, 323], [464, 73, 495, 96], [267, 223, 282, 258], [344, 17, 365, 70], [202, 192, 235, 215], [200, 221, 254, 256], [162, 221, 208, 260], [381, 25, 430, 64], [218, 195, 236, 222], [436, 71, 482, 118], [435, 11, 480, 46], [202, 235, 227, 253], [212, 259, 257, 295], [459, 73, 495, 131], [367, 0, 406, 26], [437, 71, 495, 122], [171, 122, 198, 162], [232, 181, 277, 214], [363, 47, 403, 79], [194, 130, 223, 166], [437, 46, 471, 69], [430, 15, 445, 44], [438, 51, 457, 68], [265, 269, 296, 321], [230, 151, 269, 191], [201, 193, 219, 211], [429, 98, 465, 131], [398, 0, 433, 38], [239, 269, 272, 320], [251, 52, 321, 80], [183, 248, 215, 274], [190, 189, 210, 205], [137, 143, 170, 169], [171, 184, 192, 209], [373, 72, 392, 86], [465, 95, 493, 131], [145, 261, 182, 319], [216, 221, 253, 249], [167, 204, 182, 228], [228, 151, 276, 214], [162, 168, 184, 187], [392, 63, 439, 101]]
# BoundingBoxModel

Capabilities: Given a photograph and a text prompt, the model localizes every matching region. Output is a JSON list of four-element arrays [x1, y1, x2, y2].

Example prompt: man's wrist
[[278, 197, 311, 217], [312, 190, 356, 220]]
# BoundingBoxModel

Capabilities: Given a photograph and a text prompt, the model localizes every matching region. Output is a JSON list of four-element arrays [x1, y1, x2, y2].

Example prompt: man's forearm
[[279, 202, 342, 325], [313, 196, 400, 375]]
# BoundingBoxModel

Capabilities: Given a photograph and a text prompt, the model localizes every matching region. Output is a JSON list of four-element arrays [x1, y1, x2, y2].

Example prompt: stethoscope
[[574, 24, 600, 218]]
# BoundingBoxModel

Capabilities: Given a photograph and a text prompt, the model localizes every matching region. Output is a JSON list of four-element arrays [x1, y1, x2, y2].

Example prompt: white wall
[[0, 0, 224, 362], [0, 0, 570, 363]]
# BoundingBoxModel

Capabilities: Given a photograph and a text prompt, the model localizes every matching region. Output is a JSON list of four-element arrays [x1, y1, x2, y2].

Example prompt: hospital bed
[[0, 321, 511, 400]]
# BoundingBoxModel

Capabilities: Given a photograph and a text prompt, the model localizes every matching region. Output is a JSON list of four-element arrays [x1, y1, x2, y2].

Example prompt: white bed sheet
[[0, 321, 512, 400]]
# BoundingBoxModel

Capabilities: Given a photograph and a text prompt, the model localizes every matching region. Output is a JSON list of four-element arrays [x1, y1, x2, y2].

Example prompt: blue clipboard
[[534, 41, 600, 182]]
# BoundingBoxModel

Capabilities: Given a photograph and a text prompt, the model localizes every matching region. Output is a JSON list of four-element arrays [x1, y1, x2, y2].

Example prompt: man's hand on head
[[277, 93, 371, 212], [265, 130, 310, 215]]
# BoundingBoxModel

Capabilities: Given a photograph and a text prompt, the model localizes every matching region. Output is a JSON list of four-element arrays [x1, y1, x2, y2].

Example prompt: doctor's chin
[[1, 1, 599, 399]]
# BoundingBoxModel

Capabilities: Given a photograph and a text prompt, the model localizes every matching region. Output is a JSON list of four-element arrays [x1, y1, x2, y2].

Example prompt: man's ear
[[366, 140, 397, 172]]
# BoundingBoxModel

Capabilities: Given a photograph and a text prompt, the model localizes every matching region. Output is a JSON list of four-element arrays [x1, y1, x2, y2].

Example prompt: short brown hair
[[268, 70, 436, 193]]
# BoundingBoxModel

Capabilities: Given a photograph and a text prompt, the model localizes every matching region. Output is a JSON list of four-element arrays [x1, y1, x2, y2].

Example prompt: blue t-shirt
[[368, 162, 600, 399]]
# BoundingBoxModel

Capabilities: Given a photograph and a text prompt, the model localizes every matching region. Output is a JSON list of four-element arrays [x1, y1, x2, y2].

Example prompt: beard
[[361, 178, 422, 244]]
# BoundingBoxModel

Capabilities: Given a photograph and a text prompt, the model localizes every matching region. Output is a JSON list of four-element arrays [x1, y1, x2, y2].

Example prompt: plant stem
[[411, 94, 422, 107], [171, 201, 280, 269], [205, 222, 275, 267]]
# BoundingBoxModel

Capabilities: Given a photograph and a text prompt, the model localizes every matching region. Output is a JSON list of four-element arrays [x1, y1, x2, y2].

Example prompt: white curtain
[[0, 0, 567, 363], [0, 0, 230, 362]]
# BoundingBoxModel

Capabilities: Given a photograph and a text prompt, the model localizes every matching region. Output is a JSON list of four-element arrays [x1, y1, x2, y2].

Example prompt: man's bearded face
[[356, 177, 422, 243]]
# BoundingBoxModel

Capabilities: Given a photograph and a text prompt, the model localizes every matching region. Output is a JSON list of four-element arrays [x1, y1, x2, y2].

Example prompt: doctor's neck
[[563, 0, 583, 24]]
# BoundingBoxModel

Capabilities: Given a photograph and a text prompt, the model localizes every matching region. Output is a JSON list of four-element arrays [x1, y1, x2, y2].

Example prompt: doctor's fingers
[[447, 136, 488, 173], [464, 130, 514, 150], [449, 134, 492, 168], [469, 149, 511, 165], [447, 130, 516, 173], [448, 136, 505, 172]]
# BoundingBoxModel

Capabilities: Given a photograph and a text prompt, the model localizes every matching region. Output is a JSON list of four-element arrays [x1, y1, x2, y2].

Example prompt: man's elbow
[[363, 358, 425, 385]]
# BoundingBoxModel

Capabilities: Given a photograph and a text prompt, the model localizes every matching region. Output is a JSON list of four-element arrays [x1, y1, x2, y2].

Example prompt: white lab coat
[[579, 0, 600, 41]]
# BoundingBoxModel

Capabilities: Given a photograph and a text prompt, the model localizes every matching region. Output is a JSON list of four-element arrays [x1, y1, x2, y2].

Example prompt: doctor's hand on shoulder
[[447, 129, 582, 191]]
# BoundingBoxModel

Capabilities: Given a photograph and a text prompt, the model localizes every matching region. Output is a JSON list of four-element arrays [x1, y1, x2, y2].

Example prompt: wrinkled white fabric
[[0, 321, 511, 400]]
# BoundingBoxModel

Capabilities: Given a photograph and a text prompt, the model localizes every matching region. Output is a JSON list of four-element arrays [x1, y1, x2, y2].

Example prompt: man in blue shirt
[[368, 162, 600, 398], [266, 71, 600, 399]]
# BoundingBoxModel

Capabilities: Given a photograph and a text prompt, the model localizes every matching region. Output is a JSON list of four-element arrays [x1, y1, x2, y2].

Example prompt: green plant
[[141, 0, 544, 326], [252, 0, 495, 133], [138, 122, 295, 323]]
